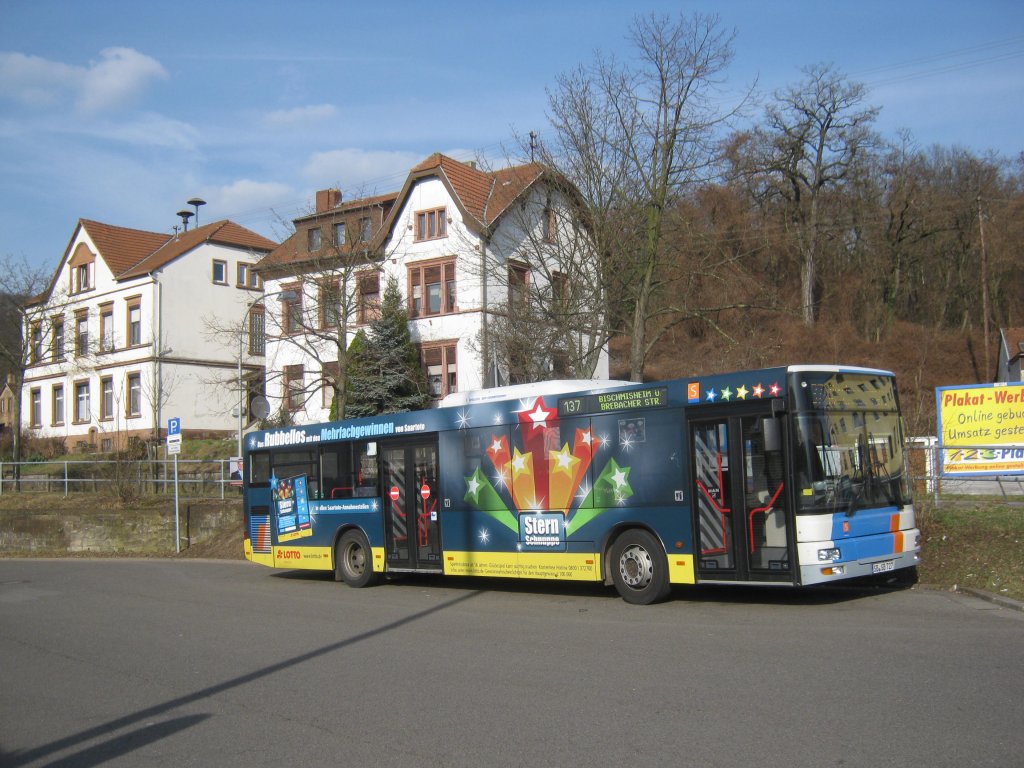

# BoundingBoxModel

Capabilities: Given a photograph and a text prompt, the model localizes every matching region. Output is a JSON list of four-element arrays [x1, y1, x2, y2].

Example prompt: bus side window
[[354, 441, 379, 496], [321, 444, 354, 499], [250, 452, 270, 487]]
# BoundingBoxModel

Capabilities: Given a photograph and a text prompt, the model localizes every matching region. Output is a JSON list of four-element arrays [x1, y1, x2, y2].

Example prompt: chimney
[[316, 188, 342, 213]]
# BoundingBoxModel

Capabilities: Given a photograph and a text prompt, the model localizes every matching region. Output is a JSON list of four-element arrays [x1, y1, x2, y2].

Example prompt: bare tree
[[461, 164, 611, 383], [542, 12, 749, 380], [254, 194, 388, 421], [0, 255, 64, 466], [742, 63, 880, 325]]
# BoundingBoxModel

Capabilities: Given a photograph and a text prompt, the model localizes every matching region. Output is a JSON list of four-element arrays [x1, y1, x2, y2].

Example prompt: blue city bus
[[242, 365, 919, 603]]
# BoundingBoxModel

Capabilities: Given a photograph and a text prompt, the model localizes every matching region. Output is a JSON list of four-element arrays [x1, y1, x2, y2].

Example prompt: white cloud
[[0, 47, 167, 114], [263, 103, 338, 127], [77, 47, 168, 114], [73, 112, 201, 150], [0, 51, 80, 107]]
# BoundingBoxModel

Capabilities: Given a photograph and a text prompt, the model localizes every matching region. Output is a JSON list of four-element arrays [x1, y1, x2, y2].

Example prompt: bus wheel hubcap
[[619, 545, 653, 588], [347, 545, 365, 574]]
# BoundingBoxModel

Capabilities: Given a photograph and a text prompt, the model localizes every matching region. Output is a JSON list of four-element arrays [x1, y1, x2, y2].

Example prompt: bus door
[[381, 439, 443, 572], [691, 405, 793, 582]]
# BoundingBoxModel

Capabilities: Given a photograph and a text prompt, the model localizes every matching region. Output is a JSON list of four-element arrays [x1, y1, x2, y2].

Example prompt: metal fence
[[1, 445, 1020, 504], [0, 458, 241, 499], [907, 439, 1024, 504]]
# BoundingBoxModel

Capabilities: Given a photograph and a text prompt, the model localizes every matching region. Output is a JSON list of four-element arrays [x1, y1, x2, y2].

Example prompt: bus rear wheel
[[610, 529, 671, 604], [334, 530, 378, 588]]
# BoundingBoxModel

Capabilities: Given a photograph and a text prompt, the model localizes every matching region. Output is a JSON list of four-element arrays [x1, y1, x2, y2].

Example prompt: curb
[[955, 586, 1024, 612]]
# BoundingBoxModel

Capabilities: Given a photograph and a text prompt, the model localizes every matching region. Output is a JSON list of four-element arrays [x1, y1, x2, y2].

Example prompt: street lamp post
[[238, 289, 297, 457]]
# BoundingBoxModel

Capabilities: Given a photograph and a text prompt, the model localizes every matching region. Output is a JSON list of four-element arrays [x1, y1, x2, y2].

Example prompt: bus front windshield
[[791, 372, 911, 514]]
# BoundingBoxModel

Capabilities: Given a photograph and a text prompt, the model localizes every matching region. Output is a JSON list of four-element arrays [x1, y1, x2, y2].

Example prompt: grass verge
[[917, 501, 1024, 601]]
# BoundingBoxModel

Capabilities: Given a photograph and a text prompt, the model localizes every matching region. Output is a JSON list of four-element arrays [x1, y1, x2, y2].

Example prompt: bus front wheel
[[610, 529, 671, 604], [334, 530, 378, 588]]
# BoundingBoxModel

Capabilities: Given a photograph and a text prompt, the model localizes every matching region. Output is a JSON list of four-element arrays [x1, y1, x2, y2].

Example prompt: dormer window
[[308, 227, 322, 252], [75, 263, 91, 292], [68, 243, 95, 294]]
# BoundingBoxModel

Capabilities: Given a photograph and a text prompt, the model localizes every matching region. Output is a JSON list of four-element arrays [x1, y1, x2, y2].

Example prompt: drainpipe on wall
[[153, 275, 163, 442], [480, 235, 490, 389]]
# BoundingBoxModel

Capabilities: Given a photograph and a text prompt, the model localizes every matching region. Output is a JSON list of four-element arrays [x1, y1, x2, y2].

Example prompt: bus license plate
[[872, 560, 895, 574]]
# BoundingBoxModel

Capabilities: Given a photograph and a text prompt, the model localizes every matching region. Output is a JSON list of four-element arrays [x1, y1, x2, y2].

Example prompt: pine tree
[[345, 278, 430, 416]]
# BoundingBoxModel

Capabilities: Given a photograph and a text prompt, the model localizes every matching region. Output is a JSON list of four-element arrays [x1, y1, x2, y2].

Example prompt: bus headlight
[[817, 547, 841, 562]]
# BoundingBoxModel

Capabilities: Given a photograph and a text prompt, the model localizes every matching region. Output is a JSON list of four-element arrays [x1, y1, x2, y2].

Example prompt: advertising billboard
[[935, 383, 1024, 476]]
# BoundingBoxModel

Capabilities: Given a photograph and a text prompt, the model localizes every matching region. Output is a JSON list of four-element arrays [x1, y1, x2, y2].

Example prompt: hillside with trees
[[536, 11, 1022, 438]]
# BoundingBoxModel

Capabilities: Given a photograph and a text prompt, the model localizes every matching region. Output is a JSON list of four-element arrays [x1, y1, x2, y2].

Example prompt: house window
[[127, 300, 142, 346], [212, 260, 228, 285], [409, 260, 456, 318], [321, 361, 339, 408], [357, 272, 380, 324], [99, 304, 114, 352], [51, 385, 64, 426], [319, 280, 341, 328], [284, 365, 304, 411], [52, 318, 64, 361], [30, 322, 43, 363], [359, 217, 372, 242], [248, 308, 265, 355], [75, 263, 91, 293], [126, 373, 142, 417], [551, 271, 568, 304], [421, 342, 458, 399], [415, 208, 448, 242], [508, 263, 529, 306], [75, 313, 88, 356], [74, 381, 90, 423], [307, 227, 322, 252], [29, 388, 41, 428], [333, 222, 347, 245], [237, 263, 261, 289], [542, 197, 556, 243], [283, 289, 303, 334], [100, 376, 114, 421]]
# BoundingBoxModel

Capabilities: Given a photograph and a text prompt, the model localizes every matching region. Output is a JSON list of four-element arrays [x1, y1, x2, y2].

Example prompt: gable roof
[[370, 153, 548, 252], [29, 218, 277, 306], [256, 153, 558, 279], [79, 219, 172, 275], [401, 153, 545, 231], [117, 219, 277, 279], [257, 192, 399, 274]]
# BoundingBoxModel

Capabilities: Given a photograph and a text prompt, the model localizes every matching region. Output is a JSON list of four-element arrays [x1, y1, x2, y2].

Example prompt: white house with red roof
[[22, 218, 277, 451], [258, 153, 610, 424]]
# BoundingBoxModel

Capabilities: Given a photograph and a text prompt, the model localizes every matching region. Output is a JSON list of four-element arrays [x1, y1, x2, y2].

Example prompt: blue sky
[[1, 0, 1022, 271]]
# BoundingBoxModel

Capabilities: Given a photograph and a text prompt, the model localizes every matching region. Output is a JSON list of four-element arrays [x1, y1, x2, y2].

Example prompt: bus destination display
[[558, 387, 668, 417]]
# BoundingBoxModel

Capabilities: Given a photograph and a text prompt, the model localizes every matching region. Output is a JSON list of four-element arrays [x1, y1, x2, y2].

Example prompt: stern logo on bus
[[520, 513, 566, 551]]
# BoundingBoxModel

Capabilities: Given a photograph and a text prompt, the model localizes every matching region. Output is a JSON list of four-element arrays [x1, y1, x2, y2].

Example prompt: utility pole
[[977, 195, 990, 381]]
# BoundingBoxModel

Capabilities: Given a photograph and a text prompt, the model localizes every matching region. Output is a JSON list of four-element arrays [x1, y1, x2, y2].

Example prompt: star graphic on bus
[[736, 385, 749, 400], [478, 528, 491, 545], [705, 388, 718, 402], [456, 409, 472, 429], [753, 383, 765, 398]]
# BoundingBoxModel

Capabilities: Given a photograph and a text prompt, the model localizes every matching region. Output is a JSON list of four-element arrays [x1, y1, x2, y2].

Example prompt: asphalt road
[[1, 559, 1021, 768]]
